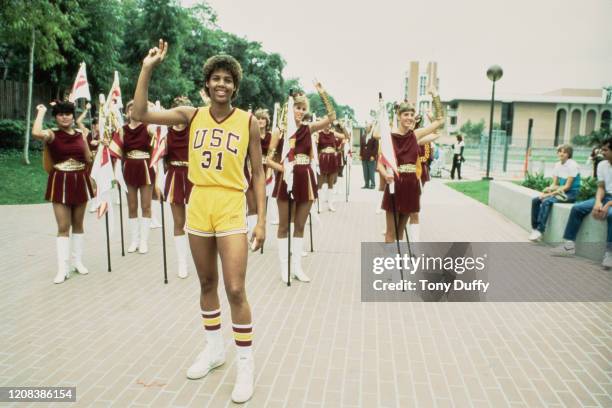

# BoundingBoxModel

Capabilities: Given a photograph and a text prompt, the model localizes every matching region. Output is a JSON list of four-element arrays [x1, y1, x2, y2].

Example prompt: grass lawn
[[0, 149, 48, 204], [446, 180, 490, 205]]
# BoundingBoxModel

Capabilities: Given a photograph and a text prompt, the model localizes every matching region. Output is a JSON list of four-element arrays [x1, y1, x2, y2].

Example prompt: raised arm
[[76, 103, 90, 137], [309, 81, 337, 133], [133, 39, 196, 126], [32, 105, 54, 143], [415, 86, 444, 139]]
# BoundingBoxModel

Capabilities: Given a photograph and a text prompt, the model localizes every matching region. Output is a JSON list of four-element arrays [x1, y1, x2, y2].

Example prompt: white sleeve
[[567, 160, 578, 177], [597, 161, 606, 181]]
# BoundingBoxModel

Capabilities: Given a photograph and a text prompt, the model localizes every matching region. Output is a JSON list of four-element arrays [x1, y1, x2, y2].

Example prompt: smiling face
[[557, 148, 569, 163], [293, 103, 307, 123], [206, 68, 236, 104], [398, 110, 416, 131], [54, 112, 74, 129], [257, 117, 268, 130]]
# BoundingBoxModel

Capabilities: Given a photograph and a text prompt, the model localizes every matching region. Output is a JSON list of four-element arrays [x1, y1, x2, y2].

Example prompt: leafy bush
[[578, 176, 597, 201], [571, 134, 590, 146], [459, 119, 485, 143], [521, 172, 551, 192], [0, 119, 53, 151]]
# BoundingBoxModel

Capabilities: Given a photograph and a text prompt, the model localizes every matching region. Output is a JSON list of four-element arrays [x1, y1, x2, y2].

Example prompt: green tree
[[459, 119, 486, 142], [308, 93, 355, 122]]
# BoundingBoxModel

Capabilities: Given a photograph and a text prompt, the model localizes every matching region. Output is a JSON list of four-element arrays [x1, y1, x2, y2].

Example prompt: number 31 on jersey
[[192, 128, 240, 171]]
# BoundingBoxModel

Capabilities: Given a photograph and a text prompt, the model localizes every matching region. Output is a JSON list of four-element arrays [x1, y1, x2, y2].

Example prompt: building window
[[602, 110, 611, 131], [450, 117, 457, 125], [419, 76, 427, 96]]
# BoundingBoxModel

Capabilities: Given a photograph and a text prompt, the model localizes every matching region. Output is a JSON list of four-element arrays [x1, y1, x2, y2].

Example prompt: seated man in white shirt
[[529, 144, 581, 241], [551, 138, 612, 267]]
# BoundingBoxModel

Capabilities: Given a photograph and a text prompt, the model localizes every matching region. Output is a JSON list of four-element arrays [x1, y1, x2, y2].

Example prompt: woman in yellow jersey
[[266, 89, 336, 283], [131, 40, 265, 404]]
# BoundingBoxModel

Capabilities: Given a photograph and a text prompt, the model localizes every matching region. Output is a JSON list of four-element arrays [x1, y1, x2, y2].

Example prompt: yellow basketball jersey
[[188, 107, 251, 191]]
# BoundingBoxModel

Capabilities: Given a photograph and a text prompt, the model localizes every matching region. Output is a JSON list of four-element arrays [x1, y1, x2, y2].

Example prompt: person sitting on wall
[[529, 144, 581, 241], [551, 138, 612, 268]]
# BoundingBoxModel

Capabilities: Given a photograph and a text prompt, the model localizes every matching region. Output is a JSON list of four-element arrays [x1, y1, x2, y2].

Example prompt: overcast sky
[[184, 0, 611, 122]]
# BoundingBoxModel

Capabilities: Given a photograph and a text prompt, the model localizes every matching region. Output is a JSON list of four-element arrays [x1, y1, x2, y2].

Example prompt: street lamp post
[[484, 65, 503, 180]]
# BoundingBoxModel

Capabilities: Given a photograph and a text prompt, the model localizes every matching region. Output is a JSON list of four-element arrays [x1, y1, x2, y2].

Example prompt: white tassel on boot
[[408, 224, 420, 242], [291, 237, 310, 282], [55, 237, 70, 284], [139, 217, 151, 254], [128, 218, 140, 253], [71, 233, 89, 274], [174, 234, 188, 278], [277, 237, 289, 283]]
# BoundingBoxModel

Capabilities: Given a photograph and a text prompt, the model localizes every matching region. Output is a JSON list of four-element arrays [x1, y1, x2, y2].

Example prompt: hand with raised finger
[[142, 38, 169, 69]]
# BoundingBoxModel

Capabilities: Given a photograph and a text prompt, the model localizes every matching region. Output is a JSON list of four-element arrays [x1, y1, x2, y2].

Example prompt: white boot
[[55, 237, 70, 284], [127, 218, 140, 253], [408, 224, 420, 242], [246, 215, 257, 236], [70, 233, 89, 274], [327, 188, 336, 212], [174, 234, 188, 278], [291, 237, 310, 282], [232, 354, 254, 403], [151, 203, 162, 229], [278, 238, 289, 283], [139, 217, 151, 254], [320, 185, 328, 212]]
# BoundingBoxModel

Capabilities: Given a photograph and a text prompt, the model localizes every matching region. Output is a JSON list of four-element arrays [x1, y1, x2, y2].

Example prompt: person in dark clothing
[[450, 134, 465, 180]]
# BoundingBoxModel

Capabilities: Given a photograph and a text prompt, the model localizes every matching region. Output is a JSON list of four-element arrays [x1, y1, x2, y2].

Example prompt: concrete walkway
[[1, 165, 610, 407]]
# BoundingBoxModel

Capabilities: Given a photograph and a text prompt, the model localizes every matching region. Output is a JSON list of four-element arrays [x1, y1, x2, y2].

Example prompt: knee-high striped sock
[[202, 309, 223, 348], [233, 323, 253, 359]]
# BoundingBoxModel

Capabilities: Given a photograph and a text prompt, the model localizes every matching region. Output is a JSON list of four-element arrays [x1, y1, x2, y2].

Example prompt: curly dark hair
[[202, 55, 243, 101], [51, 100, 75, 117]]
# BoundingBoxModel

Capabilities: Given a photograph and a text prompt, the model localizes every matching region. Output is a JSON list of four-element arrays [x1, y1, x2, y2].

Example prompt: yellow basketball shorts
[[185, 186, 247, 237]]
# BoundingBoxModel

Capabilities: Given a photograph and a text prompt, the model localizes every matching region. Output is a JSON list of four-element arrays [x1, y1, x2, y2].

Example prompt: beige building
[[403, 61, 439, 114], [443, 88, 611, 146]]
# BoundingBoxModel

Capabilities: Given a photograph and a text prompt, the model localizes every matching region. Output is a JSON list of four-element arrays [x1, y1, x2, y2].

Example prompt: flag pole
[[105, 211, 112, 272], [287, 196, 292, 287], [260, 196, 267, 254], [309, 211, 313, 252], [118, 185, 125, 256], [160, 196, 168, 284]]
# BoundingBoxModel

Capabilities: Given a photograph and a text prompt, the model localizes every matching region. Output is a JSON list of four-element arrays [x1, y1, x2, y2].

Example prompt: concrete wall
[[512, 102, 557, 147], [489, 181, 607, 262]]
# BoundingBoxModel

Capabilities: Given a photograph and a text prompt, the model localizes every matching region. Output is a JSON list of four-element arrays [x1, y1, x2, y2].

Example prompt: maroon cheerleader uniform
[[381, 130, 421, 214], [261, 131, 272, 172], [164, 126, 192, 204], [335, 137, 344, 169], [275, 125, 318, 202], [317, 131, 339, 175], [418, 144, 430, 185], [45, 129, 94, 205], [123, 123, 155, 188]]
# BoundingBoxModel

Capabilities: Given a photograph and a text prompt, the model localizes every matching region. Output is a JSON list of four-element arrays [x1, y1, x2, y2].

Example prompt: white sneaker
[[602, 251, 612, 268], [550, 242, 576, 257], [231, 356, 254, 403], [528, 230, 542, 242], [186, 345, 225, 380]]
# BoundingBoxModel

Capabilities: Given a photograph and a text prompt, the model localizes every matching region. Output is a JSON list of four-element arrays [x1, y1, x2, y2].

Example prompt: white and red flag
[[377, 95, 398, 192], [106, 71, 123, 109], [68, 62, 91, 102]]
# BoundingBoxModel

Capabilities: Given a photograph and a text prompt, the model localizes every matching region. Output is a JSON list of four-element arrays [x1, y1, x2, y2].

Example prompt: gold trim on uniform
[[397, 164, 417, 173], [295, 154, 310, 165], [53, 158, 86, 172], [169, 160, 189, 167], [126, 150, 151, 159], [320, 147, 336, 154]]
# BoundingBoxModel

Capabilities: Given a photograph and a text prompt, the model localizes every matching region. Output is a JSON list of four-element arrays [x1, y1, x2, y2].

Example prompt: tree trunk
[[23, 28, 35, 165]]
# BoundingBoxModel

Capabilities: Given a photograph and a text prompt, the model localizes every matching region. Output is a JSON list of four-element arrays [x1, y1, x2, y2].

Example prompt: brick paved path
[[1, 166, 610, 407]]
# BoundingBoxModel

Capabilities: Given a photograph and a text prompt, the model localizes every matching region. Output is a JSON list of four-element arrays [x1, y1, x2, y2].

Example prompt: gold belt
[[320, 147, 336, 154], [169, 160, 188, 167], [295, 154, 311, 165], [54, 158, 86, 172], [126, 150, 150, 159], [397, 164, 417, 173]]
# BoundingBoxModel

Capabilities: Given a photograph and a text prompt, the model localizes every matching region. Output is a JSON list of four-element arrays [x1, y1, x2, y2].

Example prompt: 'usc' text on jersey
[[188, 107, 251, 191]]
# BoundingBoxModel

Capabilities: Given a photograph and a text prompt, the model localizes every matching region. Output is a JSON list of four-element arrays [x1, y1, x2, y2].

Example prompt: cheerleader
[[316, 123, 345, 211], [164, 96, 194, 278], [121, 100, 157, 254], [254, 109, 275, 225], [378, 86, 444, 243], [32, 101, 94, 284], [267, 87, 336, 283]]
